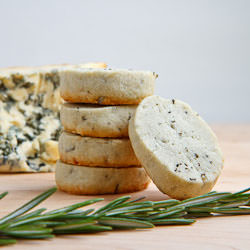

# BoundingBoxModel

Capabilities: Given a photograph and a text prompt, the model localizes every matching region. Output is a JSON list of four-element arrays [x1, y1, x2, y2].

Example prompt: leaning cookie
[[129, 96, 223, 200], [55, 161, 150, 195], [59, 131, 140, 167], [60, 68, 156, 105], [60, 103, 136, 138]]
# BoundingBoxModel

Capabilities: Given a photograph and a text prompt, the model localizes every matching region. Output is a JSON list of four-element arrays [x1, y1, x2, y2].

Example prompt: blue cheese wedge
[[0, 63, 106, 172], [0, 67, 60, 172]]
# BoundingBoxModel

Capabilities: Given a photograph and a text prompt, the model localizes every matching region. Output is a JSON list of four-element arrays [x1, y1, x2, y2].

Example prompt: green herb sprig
[[0, 187, 250, 246]]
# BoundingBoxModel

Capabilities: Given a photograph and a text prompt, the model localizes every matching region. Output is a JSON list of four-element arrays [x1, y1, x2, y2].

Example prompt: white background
[[0, 0, 249, 122]]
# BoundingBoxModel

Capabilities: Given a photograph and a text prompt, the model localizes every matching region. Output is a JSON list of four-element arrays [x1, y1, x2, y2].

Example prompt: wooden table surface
[[1, 124, 250, 250]]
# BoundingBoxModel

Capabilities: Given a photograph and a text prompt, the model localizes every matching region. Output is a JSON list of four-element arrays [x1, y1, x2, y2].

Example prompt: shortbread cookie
[[129, 96, 223, 200], [61, 103, 136, 137], [55, 161, 150, 195], [60, 68, 157, 105], [0, 63, 106, 172], [38, 62, 107, 112], [59, 131, 140, 167]]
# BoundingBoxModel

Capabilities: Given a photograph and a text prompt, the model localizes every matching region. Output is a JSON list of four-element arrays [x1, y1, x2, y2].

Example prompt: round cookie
[[59, 68, 156, 105], [60, 103, 136, 138], [55, 161, 150, 195], [59, 131, 140, 167], [129, 96, 223, 200]]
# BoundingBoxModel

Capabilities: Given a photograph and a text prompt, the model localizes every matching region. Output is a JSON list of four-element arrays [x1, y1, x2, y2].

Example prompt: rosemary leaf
[[2, 226, 53, 237], [93, 196, 131, 216], [13, 234, 54, 239], [171, 192, 232, 209], [12, 208, 47, 222], [124, 196, 146, 204], [216, 199, 250, 208], [0, 192, 8, 200], [98, 217, 154, 229], [52, 219, 96, 233], [68, 209, 94, 215], [187, 207, 214, 213], [53, 225, 112, 234], [0, 209, 49, 230], [111, 197, 146, 209], [45, 198, 103, 215], [0, 187, 57, 225], [0, 238, 17, 246], [152, 218, 195, 225], [7, 213, 65, 228], [148, 207, 185, 220], [219, 194, 250, 203], [152, 200, 180, 208], [185, 212, 212, 218], [31, 221, 66, 227], [232, 187, 250, 196], [167, 211, 188, 218], [115, 201, 153, 209], [212, 207, 250, 215], [187, 204, 250, 215], [55, 209, 94, 220], [106, 207, 154, 216]]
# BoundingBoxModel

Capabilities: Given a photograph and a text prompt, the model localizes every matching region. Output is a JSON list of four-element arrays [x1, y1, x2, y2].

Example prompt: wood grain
[[0, 124, 249, 250]]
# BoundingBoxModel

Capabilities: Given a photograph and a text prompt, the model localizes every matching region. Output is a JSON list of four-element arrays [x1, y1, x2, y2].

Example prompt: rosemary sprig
[[0, 187, 250, 246], [0, 187, 56, 225]]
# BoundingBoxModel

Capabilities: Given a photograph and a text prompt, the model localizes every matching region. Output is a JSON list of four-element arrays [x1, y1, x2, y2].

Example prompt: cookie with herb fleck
[[38, 62, 107, 112], [60, 68, 156, 105], [128, 96, 224, 199], [61, 103, 136, 138], [59, 131, 140, 167], [55, 161, 150, 195]]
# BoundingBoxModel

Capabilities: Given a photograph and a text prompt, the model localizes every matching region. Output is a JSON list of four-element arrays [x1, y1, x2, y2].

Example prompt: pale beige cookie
[[59, 131, 140, 167], [129, 96, 223, 200], [60, 68, 156, 105], [38, 62, 107, 112], [60, 103, 136, 138], [55, 161, 150, 195]]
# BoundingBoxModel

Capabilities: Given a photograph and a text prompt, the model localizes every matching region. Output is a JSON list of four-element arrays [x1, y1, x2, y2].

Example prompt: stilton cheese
[[0, 63, 106, 172]]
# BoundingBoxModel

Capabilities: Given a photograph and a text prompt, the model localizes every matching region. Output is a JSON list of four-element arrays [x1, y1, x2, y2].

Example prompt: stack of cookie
[[55, 68, 157, 195]]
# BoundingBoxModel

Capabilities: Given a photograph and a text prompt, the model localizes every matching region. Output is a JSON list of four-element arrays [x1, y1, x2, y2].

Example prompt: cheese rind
[[60, 103, 136, 137], [129, 96, 224, 199]]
